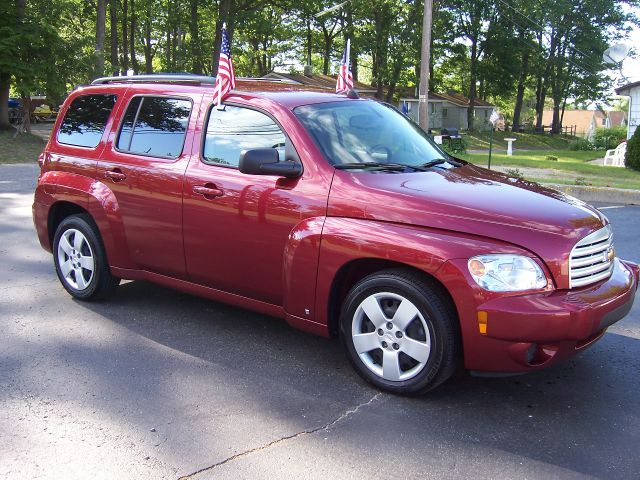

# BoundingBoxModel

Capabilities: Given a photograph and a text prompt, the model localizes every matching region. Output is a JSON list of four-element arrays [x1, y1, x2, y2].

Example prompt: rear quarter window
[[57, 94, 117, 148]]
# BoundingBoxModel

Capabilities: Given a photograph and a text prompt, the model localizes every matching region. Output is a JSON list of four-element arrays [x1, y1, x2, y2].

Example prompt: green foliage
[[626, 128, 640, 171], [568, 138, 596, 151], [593, 127, 627, 150], [504, 168, 523, 179], [574, 177, 589, 186], [545, 155, 558, 161]]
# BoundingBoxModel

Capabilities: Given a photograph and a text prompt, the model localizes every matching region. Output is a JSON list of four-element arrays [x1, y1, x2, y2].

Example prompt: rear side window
[[116, 96, 192, 158], [203, 105, 286, 167], [57, 94, 117, 148]]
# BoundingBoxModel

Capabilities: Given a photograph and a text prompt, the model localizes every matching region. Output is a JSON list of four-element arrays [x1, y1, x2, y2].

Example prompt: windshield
[[294, 100, 450, 169]]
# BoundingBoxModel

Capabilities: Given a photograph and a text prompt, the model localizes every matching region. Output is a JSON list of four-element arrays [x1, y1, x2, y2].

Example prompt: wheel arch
[[327, 259, 459, 340]]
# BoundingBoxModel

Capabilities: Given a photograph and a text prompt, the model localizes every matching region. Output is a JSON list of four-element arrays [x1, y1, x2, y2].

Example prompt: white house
[[616, 80, 640, 139], [399, 92, 495, 131]]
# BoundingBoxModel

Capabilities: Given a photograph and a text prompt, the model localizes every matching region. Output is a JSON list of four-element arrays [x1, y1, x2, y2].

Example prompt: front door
[[182, 100, 328, 306]]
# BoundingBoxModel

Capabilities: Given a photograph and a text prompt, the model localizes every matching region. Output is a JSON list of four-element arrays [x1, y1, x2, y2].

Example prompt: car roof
[[71, 78, 360, 110]]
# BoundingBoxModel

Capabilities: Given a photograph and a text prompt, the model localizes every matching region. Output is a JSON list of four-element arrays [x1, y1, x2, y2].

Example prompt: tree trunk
[[130, 0, 139, 73], [467, 38, 478, 130], [213, 0, 233, 75], [512, 50, 529, 132], [0, 74, 10, 130], [144, 15, 153, 73], [189, 0, 202, 74], [109, 0, 119, 74], [122, 0, 129, 71], [95, 0, 107, 78], [322, 26, 331, 75]]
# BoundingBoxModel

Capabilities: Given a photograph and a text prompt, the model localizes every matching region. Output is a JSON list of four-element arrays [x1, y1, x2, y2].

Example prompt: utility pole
[[418, 0, 433, 132]]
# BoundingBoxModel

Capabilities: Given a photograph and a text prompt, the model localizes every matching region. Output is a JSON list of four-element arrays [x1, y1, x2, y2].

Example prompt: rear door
[[98, 91, 202, 278]]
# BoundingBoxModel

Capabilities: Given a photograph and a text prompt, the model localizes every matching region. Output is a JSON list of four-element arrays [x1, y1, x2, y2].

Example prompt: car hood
[[327, 163, 607, 286]]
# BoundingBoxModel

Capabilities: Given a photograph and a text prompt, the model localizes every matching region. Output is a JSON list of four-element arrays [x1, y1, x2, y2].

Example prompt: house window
[[442, 108, 448, 118]]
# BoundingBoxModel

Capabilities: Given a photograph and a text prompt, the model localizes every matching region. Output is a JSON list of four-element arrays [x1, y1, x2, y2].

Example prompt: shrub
[[594, 126, 627, 150], [545, 155, 558, 161], [626, 128, 640, 171], [504, 168, 523, 179], [575, 177, 589, 186], [568, 138, 595, 151]]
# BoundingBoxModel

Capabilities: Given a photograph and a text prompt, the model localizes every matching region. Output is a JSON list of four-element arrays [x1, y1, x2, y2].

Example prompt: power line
[[492, 3, 603, 76], [493, 0, 604, 73]]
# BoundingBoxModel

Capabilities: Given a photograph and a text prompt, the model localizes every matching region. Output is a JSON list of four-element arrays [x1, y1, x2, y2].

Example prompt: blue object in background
[[8, 98, 20, 108]]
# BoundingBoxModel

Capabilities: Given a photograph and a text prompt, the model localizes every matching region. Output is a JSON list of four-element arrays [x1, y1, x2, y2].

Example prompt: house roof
[[541, 109, 606, 133], [615, 80, 640, 96], [607, 110, 627, 127], [263, 72, 376, 93], [400, 91, 494, 108]]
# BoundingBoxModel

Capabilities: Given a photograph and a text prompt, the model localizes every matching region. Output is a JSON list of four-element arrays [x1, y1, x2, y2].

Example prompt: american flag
[[214, 24, 236, 105], [336, 38, 353, 94]]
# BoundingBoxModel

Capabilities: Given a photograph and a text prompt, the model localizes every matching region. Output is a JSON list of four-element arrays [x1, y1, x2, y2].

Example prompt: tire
[[52, 214, 119, 301], [340, 269, 460, 395]]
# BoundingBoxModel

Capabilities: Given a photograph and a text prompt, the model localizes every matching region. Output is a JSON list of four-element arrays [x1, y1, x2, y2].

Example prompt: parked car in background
[[33, 75, 638, 394]]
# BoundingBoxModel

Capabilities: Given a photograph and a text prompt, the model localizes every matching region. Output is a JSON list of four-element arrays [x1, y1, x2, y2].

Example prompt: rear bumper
[[440, 258, 638, 373]]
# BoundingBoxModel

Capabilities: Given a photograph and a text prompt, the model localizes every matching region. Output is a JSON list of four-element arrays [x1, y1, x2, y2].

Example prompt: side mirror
[[238, 148, 303, 178]]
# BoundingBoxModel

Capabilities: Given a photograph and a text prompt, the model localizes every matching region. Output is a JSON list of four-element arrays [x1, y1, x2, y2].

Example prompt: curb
[[543, 184, 640, 205]]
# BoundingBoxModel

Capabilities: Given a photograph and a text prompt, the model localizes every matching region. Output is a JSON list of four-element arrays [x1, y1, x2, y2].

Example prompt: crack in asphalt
[[178, 392, 383, 480]]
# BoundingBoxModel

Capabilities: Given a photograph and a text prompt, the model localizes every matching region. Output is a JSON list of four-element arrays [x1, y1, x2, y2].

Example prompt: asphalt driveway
[[1, 163, 639, 479]]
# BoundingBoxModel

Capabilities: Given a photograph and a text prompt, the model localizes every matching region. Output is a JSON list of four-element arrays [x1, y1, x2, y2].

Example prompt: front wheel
[[340, 269, 460, 395], [53, 214, 119, 301]]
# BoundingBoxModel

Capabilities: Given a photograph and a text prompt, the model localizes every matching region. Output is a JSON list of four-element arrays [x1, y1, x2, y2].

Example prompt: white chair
[[603, 142, 626, 167]]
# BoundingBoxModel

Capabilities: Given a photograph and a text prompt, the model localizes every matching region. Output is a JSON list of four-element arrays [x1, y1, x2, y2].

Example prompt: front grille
[[569, 225, 614, 288]]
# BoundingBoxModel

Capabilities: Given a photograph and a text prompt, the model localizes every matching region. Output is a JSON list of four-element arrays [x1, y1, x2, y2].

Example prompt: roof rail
[[91, 74, 217, 85], [91, 74, 294, 86]]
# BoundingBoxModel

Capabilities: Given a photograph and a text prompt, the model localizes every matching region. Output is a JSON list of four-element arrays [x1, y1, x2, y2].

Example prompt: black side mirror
[[238, 148, 303, 178]]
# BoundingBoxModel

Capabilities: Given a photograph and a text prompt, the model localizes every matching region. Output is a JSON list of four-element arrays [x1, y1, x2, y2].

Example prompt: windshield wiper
[[334, 162, 408, 171], [419, 159, 447, 168]]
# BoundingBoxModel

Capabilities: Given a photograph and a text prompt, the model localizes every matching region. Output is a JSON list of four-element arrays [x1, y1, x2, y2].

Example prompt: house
[[541, 110, 627, 140], [615, 80, 640, 139], [262, 72, 377, 96], [399, 92, 495, 131]]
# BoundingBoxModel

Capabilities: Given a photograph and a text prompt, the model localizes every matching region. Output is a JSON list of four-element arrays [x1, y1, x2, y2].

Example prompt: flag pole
[[216, 22, 226, 109]]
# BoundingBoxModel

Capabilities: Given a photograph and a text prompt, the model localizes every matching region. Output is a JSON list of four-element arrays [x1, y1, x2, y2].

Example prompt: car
[[33, 74, 638, 395]]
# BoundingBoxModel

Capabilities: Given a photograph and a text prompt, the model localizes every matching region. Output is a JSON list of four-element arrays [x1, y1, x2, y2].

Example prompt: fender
[[313, 217, 530, 331], [36, 170, 135, 269]]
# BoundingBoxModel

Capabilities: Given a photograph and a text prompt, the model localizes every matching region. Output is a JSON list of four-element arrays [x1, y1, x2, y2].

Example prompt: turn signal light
[[477, 311, 488, 334]]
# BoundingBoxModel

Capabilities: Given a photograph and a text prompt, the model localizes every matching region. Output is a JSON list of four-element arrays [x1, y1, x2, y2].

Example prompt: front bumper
[[439, 258, 638, 373]]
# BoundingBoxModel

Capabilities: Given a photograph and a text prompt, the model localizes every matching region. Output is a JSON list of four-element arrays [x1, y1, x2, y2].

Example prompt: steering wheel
[[368, 144, 392, 162]]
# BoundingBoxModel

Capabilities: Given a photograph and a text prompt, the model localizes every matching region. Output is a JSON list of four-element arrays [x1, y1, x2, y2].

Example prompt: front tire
[[53, 214, 119, 301], [340, 269, 460, 395]]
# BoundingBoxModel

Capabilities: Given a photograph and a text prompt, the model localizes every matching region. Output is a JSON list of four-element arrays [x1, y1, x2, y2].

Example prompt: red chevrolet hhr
[[33, 75, 638, 394]]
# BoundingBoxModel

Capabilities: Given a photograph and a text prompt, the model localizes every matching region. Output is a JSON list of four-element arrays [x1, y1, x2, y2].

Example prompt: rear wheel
[[340, 269, 460, 395], [53, 214, 119, 300]]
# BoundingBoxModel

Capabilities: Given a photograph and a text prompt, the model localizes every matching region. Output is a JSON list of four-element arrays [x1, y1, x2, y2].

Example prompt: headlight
[[468, 254, 547, 292]]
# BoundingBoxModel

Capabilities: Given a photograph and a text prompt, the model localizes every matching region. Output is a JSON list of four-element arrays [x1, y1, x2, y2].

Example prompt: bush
[[568, 138, 595, 151], [545, 155, 558, 161], [594, 126, 627, 150], [626, 128, 640, 171]]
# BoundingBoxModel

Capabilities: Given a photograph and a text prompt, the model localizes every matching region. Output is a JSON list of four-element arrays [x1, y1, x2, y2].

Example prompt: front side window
[[203, 105, 286, 167], [294, 100, 447, 168], [116, 96, 192, 158], [57, 94, 117, 148]]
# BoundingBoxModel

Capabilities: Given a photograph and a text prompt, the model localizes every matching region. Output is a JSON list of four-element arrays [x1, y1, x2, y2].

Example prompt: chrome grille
[[569, 225, 614, 288]]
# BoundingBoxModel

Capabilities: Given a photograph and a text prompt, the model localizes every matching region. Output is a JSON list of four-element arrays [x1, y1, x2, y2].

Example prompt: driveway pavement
[[1, 163, 639, 479]]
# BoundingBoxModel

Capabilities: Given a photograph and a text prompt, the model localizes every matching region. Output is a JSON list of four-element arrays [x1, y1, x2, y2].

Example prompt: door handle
[[193, 184, 224, 198], [105, 170, 127, 182]]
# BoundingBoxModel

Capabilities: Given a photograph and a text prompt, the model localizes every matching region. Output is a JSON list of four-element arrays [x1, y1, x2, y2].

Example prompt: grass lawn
[[0, 130, 46, 164], [457, 149, 640, 190], [464, 131, 573, 150]]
